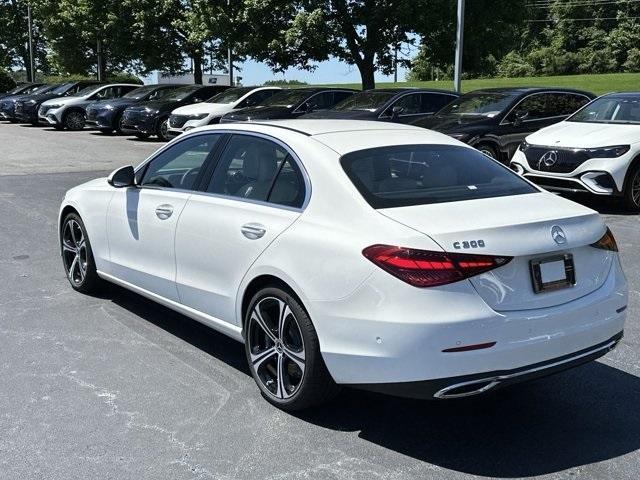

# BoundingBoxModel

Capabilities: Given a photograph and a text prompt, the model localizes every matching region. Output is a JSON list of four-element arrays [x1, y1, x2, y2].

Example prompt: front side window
[[237, 89, 278, 108], [548, 93, 590, 116], [207, 135, 305, 207], [568, 95, 640, 124], [138, 134, 221, 190], [341, 144, 538, 208], [422, 93, 457, 113], [390, 93, 423, 115]]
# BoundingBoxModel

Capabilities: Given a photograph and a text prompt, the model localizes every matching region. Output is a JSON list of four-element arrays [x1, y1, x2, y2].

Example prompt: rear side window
[[341, 145, 538, 208], [421, 93, 457, 113]]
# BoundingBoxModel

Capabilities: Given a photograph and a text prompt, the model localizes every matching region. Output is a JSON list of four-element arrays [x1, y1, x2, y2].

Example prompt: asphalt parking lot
[[0, 122, 638, 480]]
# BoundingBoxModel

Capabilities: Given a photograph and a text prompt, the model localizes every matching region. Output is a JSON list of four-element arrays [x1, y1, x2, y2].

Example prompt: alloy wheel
[[247, 296, 306, 399], [159, 119, 169, 140], [66, 111, 85, 130], [480, 147, 496, 159], [61, 219, 87, 285], [632, 170, 640, 207]]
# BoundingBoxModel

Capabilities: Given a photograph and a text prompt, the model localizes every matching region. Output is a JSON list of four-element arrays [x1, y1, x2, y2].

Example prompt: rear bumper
[[352, 331, 623, 399], [315, 255, 628, 388]]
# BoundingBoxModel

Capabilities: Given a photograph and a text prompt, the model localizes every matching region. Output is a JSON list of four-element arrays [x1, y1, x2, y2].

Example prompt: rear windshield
[[341, 144, 538, 208]]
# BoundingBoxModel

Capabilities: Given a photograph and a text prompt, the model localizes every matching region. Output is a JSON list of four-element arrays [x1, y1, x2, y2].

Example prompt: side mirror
[[107, 165, 135, 188], [391, 106, 404, 119], [513, 110, 529, 126]]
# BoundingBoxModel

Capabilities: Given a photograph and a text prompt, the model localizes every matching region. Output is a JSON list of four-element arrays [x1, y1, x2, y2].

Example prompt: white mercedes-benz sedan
[[59, 120, 628, 410], [510, 92, 640, 211]]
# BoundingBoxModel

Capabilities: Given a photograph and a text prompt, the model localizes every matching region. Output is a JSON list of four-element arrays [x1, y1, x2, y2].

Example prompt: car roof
[[467, 87, 594, 96], [279, 87, 357, 93], [362, 87, 459, 95], [191, 119, 459, 155]]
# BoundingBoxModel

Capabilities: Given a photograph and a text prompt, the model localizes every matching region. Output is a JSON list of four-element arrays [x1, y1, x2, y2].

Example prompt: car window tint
[[392, 94, 423, 115], [93, 87, 118, 100], [547, 93, 590, 116], [333, 90, 355, 104], [421, 93, 457, 113], [510, 93, 551, 121], [207, 135, 290, 203], [306, 92, 335, 110], [341, 144, 538, 208], [268, 158, 305, 208], [139, 134, 221, 190]]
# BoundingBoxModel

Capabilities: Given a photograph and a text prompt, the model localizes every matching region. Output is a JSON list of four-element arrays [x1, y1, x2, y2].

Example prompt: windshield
[[49, 82, 74, 95], [261, 89, 313, 108], [438, 92, 514, 117], [161, 86, 201, 101], [568, 95, 640, 124], [30, 84, 54, 94], [123, 86, 160, 100], [341, 144, 537, 208], [333, 91, 396, 112], [207, 87, 254, 104]]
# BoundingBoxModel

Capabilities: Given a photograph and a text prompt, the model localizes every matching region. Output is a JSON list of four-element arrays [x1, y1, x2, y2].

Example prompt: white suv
[[510, 92, 640, 211], [167, 86, 280, 137], [39, 83, 139, 130]]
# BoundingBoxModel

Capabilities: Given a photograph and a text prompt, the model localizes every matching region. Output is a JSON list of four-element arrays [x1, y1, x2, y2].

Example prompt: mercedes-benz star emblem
[[551, 225, 567, 245], [539, 150, 558, 169]]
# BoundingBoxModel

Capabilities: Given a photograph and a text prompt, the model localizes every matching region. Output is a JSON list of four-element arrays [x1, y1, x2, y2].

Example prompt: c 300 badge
[[453, 240, 486, 249]]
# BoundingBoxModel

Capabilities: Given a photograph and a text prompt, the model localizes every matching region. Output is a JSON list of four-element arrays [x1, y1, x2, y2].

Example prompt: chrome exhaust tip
[[434, 378, 500, 399]]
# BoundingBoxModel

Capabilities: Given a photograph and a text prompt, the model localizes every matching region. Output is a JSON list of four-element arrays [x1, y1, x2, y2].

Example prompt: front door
[[106, 133, 222, 299]]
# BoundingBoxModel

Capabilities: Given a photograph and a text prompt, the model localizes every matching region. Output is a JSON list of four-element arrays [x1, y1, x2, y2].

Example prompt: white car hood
[[172, 102, 234, 116], [41, 96, 83, 107], [528, 121, 640, 148]]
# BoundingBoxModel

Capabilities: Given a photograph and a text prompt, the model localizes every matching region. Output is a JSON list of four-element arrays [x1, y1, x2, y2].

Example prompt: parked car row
[[2, 81, 639, 210]]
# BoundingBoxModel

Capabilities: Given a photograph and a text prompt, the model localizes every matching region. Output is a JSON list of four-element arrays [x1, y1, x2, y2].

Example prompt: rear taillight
[[362, 244, 512, 288], [591, 227, 618, 252]]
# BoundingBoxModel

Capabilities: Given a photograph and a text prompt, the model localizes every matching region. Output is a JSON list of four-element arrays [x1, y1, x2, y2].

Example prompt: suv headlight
[[189, 113, 208, 120], [103, 104, 115, 110], [520, 140, 530, 152], [586, 145, 630, 158], [46, 104, 63, 109], [448, 132, 471, 142]]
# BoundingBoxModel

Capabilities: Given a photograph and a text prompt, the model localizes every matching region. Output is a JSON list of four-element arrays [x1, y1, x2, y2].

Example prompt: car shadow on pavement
[[104, 284, 640, 478]]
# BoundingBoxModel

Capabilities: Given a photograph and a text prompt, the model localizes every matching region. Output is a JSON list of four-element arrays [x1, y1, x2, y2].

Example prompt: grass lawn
[[320, 72, 640, 95]]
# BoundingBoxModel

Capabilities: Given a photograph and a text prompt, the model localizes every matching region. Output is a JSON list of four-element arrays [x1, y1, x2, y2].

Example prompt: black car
[[0, 84, 52, 121], [301, 88, 459, 123], [121, 85, 228, 141], [413, 88, 595, 163], [0, 83, 42, 100], [15, 81, 103, 125], [86, 84, 181, 134], [219, 88, 356, 123]]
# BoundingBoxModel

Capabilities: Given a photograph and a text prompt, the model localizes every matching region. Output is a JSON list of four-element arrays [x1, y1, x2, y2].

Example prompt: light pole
[[227, 0, 233, 86], [453, 0, 465, 93], [27, 4, 35, 82]]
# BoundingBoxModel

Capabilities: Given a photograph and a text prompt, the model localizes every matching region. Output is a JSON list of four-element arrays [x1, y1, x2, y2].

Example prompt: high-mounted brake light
[[362, 245, 513, 288], [591, 227, 618, 252]]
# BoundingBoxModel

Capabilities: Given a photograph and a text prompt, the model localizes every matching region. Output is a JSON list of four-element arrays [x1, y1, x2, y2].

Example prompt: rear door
[[175, 133, 307, 324], [106, 133, 222, 299]]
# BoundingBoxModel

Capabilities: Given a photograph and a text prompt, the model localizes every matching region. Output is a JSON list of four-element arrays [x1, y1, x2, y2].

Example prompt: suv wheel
[[65, 110, 86, 131], [60, 213, 101, 293], [244, 286, 339, 411], [157, 117, 169, 141], [624, 164, 640, 211]]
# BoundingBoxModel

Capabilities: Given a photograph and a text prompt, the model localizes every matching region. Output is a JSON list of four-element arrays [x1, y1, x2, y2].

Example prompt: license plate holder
[[530, 254, 575, 294]]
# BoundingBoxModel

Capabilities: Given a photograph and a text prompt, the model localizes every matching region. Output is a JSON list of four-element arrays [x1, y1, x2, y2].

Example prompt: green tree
[[0, 0, 48, 78], [240, 0, 423, 90]]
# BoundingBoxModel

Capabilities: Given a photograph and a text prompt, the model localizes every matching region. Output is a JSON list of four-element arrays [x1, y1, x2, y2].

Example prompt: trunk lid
[[379, 192, 612, 311]]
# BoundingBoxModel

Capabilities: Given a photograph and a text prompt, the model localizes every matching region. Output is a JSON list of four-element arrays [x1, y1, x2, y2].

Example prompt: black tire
[[98, 128, 114, 135], [135, 132, 150, 140], [623, 163, 640, 211], [477, 143, 499, 161], [64, 110, 86, 131], [53, 124, 64, 130], [244, 286, 339, 411], [114, 112, 125, 134], [60, 213, 101, 294], [156, 117, 169, 141]]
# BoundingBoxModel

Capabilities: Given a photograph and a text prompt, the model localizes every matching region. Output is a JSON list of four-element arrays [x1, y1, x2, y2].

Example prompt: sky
[[237, 57, 411, 85]]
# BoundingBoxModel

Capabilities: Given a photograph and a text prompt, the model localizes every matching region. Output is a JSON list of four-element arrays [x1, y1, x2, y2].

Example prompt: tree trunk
[[358, 61, 375, 90], [192, 53, 203, 84]]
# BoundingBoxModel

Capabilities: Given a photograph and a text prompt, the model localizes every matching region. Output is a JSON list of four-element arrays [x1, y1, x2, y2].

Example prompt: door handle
[[155, 204, 174, 220], [241, 223, 266, 240]]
